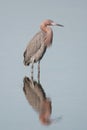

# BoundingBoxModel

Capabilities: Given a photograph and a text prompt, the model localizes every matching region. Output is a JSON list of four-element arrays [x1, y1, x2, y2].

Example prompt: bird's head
[[41, 19, 64, 27]]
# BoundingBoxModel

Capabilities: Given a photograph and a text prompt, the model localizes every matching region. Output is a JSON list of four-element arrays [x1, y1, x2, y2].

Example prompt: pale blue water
[[0, 0, 87, 130]]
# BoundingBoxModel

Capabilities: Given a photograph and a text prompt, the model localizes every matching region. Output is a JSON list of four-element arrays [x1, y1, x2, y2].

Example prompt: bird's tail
[[23, 59, 30, 66], [23, 50, 30, 66]]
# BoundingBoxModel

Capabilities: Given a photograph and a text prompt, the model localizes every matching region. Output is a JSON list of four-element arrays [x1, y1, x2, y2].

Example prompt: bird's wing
[[24, 31, 45, 60]]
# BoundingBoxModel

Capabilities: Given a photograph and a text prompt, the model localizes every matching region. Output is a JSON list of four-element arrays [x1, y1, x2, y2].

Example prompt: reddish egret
[[23, 19, 63, 80]]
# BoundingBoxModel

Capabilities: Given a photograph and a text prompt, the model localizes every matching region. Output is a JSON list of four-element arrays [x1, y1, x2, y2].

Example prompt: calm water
[[0, 0, 87, 130]]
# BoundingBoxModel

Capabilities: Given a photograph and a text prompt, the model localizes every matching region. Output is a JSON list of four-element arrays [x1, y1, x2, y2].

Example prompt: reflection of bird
[[23, 76, 52, 125], [23, 19, 63, 80]]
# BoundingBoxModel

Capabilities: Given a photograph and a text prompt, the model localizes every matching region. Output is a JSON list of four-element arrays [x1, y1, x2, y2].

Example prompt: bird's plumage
[[23, 31, 47, 65]]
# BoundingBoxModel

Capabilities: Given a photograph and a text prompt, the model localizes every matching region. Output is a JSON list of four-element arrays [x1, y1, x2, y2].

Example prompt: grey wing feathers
[[23, 31, 45, 65]]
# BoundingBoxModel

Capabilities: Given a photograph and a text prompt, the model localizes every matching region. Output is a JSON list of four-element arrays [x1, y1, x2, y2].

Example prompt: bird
[[23, 19, 64, 81]]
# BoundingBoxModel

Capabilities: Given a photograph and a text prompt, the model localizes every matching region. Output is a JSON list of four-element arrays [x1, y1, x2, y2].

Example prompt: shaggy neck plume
[[40, 24, 53, 47]]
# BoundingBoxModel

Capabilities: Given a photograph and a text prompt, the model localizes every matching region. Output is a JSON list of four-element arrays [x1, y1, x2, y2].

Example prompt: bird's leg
[[31, 61, 34, 80], [38, 61, 40, 83]]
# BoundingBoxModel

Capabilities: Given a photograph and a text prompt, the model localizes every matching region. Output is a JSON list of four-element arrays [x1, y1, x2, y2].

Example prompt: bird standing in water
[[23, 19, 63, 81]]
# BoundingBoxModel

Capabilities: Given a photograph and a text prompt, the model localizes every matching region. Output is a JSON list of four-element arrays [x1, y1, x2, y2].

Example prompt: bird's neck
[[40, 25, 53, 47]]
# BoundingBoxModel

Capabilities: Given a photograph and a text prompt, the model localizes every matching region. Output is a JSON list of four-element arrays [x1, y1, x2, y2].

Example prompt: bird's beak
[[51, 22, 64, 27]]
